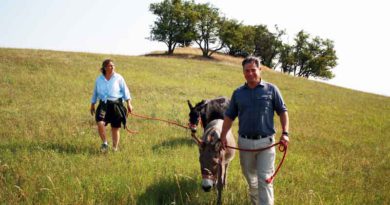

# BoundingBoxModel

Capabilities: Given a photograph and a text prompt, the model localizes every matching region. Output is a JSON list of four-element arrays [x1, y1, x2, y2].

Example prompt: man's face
[[243, 62, 261, 84]]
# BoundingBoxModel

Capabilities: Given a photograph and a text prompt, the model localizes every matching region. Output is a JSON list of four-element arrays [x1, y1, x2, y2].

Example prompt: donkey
[[188, 97, 236, 205], [187, 97, 230, 133]]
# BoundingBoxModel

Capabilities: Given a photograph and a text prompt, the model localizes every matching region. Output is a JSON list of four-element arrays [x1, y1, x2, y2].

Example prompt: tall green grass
[[0, 48, 389, 204]]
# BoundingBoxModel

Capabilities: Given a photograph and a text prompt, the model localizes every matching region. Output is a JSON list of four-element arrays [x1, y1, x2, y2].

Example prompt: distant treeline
[[148, 0, 338, 79]]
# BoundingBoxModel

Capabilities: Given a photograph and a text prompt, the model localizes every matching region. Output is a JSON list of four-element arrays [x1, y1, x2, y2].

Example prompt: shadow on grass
[[0, 141, 100, 155], [137, 174, 210, 205], [152, 137, 197, 152]]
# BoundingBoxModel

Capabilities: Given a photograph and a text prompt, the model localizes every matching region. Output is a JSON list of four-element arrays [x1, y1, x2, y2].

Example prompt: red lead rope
[[128, 112, 288, 183], [129, 112, 190, 129], [227, 141, 288, 183], [125, 112, 190, 134], [191, 132, 288, 184]]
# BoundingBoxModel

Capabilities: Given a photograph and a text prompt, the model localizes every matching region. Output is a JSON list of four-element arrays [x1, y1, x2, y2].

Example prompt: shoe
[[112, 147, 118, 152], [100, 143, 109, 152]]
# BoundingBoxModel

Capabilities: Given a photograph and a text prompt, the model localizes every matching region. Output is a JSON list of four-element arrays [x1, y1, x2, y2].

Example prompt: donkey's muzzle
[[202, 185, 212, 192], [201, 179, 213, 192], [189, 124, 197, 133]]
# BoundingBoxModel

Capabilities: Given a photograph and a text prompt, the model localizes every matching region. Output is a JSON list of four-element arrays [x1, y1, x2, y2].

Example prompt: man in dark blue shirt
[[221, 56, 289, 205]]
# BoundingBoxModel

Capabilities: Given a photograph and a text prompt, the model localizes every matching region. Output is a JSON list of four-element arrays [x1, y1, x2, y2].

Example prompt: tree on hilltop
[[193, 3, 224, 57], [253, 25, 285, 69], [219, 19, 255, 57], [147, 1, 338, 79], [149, 0, 196, 54], [174, 0, 197, 47], [279, 30, 337, 79], [278, 43, 295, 74]]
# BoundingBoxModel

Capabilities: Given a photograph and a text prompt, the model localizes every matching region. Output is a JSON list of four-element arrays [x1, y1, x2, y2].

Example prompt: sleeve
[[225, 90, 238, 120], [120, 76, 131, 101], [91, 80, 98, 104], [273, 85, 287, 115]]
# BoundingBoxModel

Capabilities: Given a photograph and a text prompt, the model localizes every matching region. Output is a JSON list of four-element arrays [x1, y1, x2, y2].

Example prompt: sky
[[1, 0, 389, 96]]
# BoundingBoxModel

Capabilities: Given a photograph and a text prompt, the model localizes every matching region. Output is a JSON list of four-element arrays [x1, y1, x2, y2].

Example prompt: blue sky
[[1, 0, 389, 96]]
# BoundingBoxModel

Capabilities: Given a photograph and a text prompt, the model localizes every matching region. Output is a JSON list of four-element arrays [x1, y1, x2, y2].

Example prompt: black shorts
[[95, 100, 125, 128]]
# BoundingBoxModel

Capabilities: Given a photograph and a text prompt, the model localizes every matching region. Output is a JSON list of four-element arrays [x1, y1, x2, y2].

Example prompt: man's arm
[[220, 116, 234, 148], [279, 111, 289, 142]]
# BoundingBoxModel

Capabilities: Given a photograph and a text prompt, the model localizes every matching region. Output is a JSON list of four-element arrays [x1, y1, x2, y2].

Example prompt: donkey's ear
[[210, 131, 219, 145], [206, 134, 213, 143], [215, 140, 222, 152], [187, 100, 193, 109]]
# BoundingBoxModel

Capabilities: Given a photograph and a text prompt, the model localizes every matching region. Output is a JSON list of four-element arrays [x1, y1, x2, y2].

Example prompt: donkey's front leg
[[216, 183, 223, 205], [216, 161, 225, 205], [223, 163, 229, 186]]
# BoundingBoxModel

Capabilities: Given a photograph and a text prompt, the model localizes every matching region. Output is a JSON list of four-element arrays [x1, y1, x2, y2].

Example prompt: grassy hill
[[0, 47, 389, 204]]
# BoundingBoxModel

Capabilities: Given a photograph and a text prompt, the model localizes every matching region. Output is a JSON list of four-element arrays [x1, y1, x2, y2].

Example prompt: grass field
[[0, 47, 389, 204]]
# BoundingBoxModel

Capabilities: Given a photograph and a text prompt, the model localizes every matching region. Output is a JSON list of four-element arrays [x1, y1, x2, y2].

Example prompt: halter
[[189, 115, 204, 133], [200, 148, 224, 186]]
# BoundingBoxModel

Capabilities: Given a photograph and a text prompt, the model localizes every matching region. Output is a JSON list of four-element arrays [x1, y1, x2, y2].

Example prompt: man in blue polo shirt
[[221, 56, 289, 205]]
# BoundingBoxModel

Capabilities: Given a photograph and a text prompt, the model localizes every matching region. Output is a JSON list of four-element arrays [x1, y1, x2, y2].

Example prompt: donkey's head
[[198, 130, 223, 192], [187, 100, 207, 133]]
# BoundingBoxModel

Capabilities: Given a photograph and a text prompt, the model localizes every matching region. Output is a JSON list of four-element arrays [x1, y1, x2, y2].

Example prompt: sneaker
[[100, 143, 109, 152], [112, 147, 118, 152]]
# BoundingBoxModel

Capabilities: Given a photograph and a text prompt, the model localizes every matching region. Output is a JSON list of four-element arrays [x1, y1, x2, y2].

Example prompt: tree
[[175, 0, 197, 47], [279, 30, 337, 79], [149, 0, 196, 54], [253, 25, 284, 68], [219, 19, 255, 57], [218, 18, 242, 55], [293, 30, 311, 76], [239, 25, 257, 56], [193, 3, 223, 57], [298, 36, 337, 79], [278, 43, 295, 74]]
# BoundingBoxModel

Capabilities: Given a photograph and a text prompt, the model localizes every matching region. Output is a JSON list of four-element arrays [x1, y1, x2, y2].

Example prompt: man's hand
[[220, 135, 227, 150], [220, 116, 233, 150], [90, 104, 95, 116], [280, 134, 289, 146]]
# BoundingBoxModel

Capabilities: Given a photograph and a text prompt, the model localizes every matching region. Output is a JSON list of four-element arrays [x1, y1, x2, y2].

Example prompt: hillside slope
[[0, 48, 389, 204]]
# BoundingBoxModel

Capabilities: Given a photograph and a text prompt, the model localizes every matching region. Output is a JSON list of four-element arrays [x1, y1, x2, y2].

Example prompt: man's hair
[[101, 59, 113, 75], [242, 56, 261, 69]]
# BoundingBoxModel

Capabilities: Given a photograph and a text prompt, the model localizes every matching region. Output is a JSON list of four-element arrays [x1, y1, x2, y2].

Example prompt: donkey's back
[[204, 97, 230, 126]]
